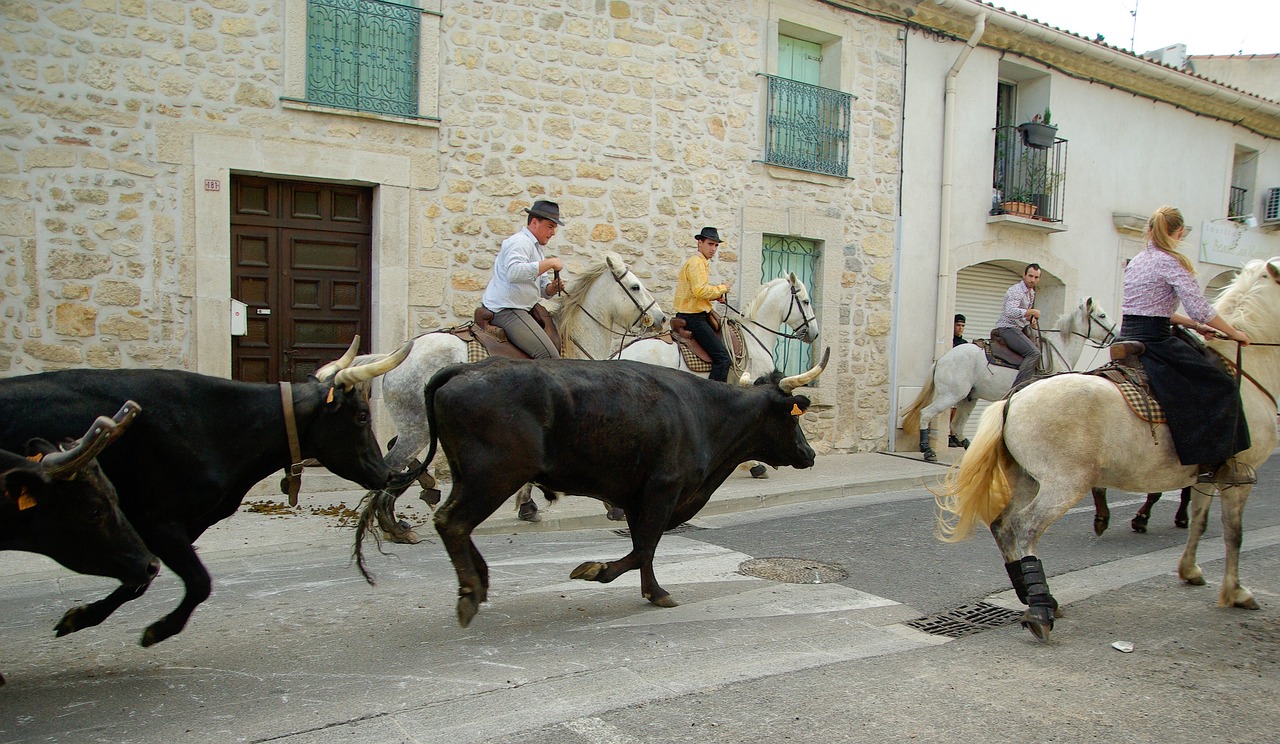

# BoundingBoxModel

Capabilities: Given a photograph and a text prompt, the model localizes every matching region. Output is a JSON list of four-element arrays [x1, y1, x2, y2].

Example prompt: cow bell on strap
[[279, 381, 305, 507]]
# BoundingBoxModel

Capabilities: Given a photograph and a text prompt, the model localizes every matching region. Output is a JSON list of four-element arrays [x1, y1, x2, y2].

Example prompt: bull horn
[[315, 336, 361, 382], [779, 347, 830, 394], [41, 416, 117, 478], [333, 339, 413, 389]]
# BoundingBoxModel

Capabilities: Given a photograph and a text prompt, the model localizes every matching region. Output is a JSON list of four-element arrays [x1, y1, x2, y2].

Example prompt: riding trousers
[[993, 326, 1040, 391], [1119, 315, 1249, 465], [677, 311, 730, 382], [490, 307, 560, 359]]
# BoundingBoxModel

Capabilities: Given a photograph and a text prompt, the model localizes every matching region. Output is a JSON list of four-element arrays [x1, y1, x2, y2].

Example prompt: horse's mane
[[738, 277, 789, 321], [1214, 259, 1280, 335], [554, 254, 619, 355]]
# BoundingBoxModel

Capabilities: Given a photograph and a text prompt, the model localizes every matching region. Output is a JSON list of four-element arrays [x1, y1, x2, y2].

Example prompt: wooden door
[[231, 176, 373, 383]]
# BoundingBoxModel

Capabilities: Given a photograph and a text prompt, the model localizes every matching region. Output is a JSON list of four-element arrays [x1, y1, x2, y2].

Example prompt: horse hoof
[[1183, 574, 1207, 587], [749, 464, 768, 479], [419, 487, 442, 506], [1175, 517, 1189, 529], [1236, 597, 1261, 610], [606, 507, 626, 521], [570, 561, 606, 581], [648, 595, 678, 608], [922, 449, 938, 463], [1093, 515, 1109, 536], [1020, 606, 1054, 641], [1130, 517, 1148, 534], [517, 500, 541, 523]]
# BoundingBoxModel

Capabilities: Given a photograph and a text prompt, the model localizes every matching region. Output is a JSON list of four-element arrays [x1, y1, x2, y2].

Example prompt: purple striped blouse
[[1120, 244, 1216, 323]]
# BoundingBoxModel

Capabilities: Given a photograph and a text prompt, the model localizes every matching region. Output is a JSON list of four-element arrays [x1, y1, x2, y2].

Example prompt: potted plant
[[999, 188, 1038, 218], [1018, 108, 1058, 149]]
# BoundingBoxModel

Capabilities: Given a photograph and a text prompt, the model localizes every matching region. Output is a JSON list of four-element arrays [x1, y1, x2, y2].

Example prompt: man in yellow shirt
[[675, 227, 733, 382]]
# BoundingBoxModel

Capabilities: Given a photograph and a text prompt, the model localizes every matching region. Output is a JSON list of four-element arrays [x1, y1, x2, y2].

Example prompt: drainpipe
[[934, 12, 986, 363]]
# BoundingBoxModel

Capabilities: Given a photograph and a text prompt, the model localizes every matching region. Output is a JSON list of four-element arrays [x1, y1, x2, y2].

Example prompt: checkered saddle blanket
[[1085, 362, 1167, 424], [675, 320, 748, 374]]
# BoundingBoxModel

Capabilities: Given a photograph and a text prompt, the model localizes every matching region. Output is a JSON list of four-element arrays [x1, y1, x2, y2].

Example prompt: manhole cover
[[738, 557, 848, 584]]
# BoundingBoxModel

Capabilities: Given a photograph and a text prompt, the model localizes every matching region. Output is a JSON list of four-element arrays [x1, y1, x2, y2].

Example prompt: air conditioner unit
[[1263, 187, 1280, 226]]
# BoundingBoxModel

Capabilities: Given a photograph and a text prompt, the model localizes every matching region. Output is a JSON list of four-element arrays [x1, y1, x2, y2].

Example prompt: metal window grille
[[1228, 186, 1249, 218], [762, 74, 853, 178], [307, 0, 420, 117], [761, 236, 818, 376], [991, 126, 1068, 223]]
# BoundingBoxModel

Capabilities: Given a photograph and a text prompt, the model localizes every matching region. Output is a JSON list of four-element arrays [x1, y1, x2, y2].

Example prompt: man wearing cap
[[675, 227, 733, 382], [481, 200, 566, 359]]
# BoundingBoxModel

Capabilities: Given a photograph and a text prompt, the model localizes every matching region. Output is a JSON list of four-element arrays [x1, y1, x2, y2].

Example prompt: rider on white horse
[[480, 200, 567, 360], [675, 227, 733, 382]]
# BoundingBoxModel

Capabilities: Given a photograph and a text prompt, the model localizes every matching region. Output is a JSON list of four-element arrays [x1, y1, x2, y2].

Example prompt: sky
[[986, 0, 1279, 56]]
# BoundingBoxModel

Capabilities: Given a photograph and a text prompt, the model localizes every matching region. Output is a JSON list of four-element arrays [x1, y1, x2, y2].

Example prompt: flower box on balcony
[[1018, 122, 1058, 149], [1000, 201, 1038, 218]]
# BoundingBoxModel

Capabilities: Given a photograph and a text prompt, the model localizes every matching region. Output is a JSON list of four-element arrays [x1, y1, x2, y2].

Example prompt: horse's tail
[[900, 369, 937, 435], [354, 361, 465, 584], [934, 399, 1013, 543]]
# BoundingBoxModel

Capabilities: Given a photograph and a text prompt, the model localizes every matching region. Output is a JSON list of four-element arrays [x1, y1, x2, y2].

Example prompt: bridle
[[723, 280, 819, 343], [1026, 305, 1118, 372], [562, 267, 663, 360]]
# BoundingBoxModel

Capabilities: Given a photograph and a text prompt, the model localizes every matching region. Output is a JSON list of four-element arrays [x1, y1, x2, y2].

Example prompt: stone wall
[[0, 0, 905, 452]]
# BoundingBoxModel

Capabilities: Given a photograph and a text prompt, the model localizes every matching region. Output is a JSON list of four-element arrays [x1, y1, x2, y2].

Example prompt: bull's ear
[[784, 395, 811, 416], [1, 473, 42, 511]]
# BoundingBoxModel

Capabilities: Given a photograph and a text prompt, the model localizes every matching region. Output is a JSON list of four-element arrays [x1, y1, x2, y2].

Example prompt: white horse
[[367, 253, 665, 540], [619, 273, 820, 382], [935, 258, 1280, 641], [901, 297, 1117, 461]]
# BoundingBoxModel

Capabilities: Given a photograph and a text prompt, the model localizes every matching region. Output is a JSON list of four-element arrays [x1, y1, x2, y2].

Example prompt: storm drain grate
[[904, 602, 1024, 638], [611, 522, 705, 537], [737, 557, 849, 584]]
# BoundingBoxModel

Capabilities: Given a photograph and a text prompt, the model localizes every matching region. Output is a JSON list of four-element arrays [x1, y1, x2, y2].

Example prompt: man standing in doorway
[[993, 263, 1042, 392], [675, 227, 732, 382]]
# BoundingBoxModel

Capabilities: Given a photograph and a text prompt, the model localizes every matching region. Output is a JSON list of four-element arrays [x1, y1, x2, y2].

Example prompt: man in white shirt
[[481, 200, 566, 358], [993, 263, 1042, 391]]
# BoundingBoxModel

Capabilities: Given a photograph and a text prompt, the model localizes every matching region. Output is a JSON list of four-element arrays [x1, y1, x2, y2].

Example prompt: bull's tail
[[899, 370, 937, 435], [933, 399, 1013, 543], [353, 362, 466, 584]]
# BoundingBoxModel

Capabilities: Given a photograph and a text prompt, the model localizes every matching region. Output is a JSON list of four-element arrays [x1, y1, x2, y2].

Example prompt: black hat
[[694, 227, 722, 244], [954, 314, 966, 323], [524, 200, 564, 225]]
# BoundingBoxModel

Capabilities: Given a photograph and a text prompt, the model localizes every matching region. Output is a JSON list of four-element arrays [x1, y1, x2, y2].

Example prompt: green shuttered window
[[761, 236, 819, 376], [307, 0, 420, 117]]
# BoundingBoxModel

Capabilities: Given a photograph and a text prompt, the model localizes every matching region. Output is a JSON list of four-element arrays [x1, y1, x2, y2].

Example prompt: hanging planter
[[1018, 122, 1058, 149]]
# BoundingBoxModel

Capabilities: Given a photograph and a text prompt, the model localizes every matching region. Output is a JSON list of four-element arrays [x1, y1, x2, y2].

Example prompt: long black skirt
[[1118, 315, 1250, 465]]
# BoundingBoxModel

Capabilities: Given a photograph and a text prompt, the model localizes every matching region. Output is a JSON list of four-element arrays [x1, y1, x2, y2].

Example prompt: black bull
[[0, 339, 410, 647], [357, 351, 829, 627]]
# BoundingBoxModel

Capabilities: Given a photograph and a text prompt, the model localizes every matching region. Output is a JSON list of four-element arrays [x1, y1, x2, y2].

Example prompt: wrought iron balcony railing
[[1228, 186, 1249, 218], [306, 0, 421, 117], [991, 125, 1068, 223], [762, 74, 854, 178]]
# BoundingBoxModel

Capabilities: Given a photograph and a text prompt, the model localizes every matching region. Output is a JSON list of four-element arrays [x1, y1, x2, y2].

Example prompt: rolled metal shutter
[[952, 263, 1022, 440]]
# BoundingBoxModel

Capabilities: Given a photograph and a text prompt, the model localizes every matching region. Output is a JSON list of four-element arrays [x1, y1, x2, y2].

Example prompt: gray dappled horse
[[935, 258, 1280, 641], [901, 297, 1117, 462]]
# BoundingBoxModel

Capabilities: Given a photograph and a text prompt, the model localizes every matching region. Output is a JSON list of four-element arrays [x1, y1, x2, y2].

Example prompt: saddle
[[665, 315, 746, 370], [976, 330, 1051, 374], [448, 305, 563, 361]]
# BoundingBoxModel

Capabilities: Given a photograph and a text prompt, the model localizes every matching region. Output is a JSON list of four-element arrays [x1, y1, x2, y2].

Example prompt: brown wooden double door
[[231, 175, 373, 383]]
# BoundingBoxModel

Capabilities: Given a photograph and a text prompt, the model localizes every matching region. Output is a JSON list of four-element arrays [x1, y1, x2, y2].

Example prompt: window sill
[[986, 213, 1067, 233], [761, 163, 851, 185], [281, 99, 441, 128]]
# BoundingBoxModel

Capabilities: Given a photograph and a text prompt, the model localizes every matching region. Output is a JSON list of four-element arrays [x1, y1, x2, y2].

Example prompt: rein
[[1208, 342, 1280, 412]]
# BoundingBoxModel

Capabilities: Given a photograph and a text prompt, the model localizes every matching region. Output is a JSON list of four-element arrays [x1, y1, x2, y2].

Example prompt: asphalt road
[[2, 462, 1278, 743]]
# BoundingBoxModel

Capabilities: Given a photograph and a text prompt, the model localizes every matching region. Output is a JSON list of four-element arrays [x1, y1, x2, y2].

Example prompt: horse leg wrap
[[1005, 560, 1028, 604], [919, 428, 937, 462], [1020, 556, 1057, 612]]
